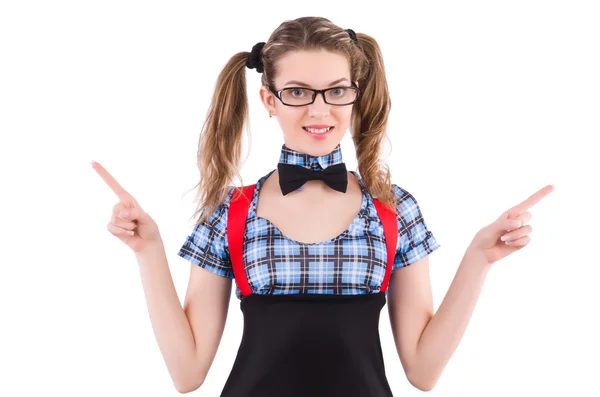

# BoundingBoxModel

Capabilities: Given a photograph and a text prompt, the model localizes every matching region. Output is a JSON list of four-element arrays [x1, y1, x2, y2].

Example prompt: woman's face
[[260, 49, 356, 157]]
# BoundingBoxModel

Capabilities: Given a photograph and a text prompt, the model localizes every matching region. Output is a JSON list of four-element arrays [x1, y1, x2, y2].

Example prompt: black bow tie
[[277, 163, 348, 196]]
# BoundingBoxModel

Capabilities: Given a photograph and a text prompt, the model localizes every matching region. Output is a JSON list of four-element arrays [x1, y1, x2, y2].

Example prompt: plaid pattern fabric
[[178, 144, 440, 300]]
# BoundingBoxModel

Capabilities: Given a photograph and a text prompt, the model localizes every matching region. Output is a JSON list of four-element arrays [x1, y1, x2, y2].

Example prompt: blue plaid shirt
[[178, 144, 441, 300]]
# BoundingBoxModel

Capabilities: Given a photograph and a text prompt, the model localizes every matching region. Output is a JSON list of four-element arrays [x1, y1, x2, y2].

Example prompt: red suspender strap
[[372, 198, 398, 293], [226, 184, 256, 297], [227, 186, 397, 296]]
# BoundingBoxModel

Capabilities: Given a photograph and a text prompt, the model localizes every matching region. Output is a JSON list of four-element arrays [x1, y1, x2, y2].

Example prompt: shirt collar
[[278, 143, 344, 171]]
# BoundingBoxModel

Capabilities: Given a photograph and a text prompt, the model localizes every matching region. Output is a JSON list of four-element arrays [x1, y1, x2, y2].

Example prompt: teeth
[[304, 127, 332, 134]]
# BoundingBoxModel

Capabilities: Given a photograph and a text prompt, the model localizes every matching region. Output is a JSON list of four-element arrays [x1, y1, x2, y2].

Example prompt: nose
[[307, 92, 330, 116]]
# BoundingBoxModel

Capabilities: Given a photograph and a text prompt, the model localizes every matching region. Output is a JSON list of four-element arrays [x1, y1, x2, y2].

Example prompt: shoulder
[[392, 181, 429, 202], [211, 184, 247, 210], [389, 183, 426, 222], [224, 169, 273, 209], [193, 186, 237, 230], [221, 186, 237, 208], [390, 183, 412, 201], [389, 182, 414, 205]]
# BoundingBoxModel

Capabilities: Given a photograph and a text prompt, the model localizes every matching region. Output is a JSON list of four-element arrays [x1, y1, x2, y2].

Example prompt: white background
[[1, 1, 598, 396]]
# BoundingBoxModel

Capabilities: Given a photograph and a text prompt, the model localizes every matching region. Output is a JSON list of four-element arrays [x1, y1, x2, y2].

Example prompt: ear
[[259, 85, 276, 113]]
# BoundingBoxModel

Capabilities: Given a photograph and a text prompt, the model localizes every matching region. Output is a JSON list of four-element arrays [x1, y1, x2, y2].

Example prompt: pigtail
[[189, 52, 250, 227], [350, 33, 397, 214]]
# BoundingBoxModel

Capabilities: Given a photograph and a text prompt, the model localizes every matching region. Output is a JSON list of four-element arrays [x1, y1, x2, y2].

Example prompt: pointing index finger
[[509, 184, 555, 215], [91, 161, 135, 206]]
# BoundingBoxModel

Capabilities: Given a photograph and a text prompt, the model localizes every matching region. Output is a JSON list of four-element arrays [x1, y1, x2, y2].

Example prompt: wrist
[[464, 244, 494, 269], [135, 240, 166, 261]]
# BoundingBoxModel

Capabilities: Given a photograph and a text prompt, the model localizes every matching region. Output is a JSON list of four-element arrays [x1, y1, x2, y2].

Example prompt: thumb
[[129, 205, 156, 226], [118, 203, 146, 223]]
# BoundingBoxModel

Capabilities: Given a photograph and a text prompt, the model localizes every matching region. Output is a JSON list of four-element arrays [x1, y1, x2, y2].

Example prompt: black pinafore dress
[[220, 184, 399, 397]]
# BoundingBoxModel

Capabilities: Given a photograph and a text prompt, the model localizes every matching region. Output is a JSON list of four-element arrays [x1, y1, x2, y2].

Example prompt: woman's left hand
[[469, 184, 555, 265]]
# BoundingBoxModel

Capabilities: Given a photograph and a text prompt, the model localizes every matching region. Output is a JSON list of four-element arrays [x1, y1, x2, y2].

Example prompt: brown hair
[[189, 16, 396, 227]]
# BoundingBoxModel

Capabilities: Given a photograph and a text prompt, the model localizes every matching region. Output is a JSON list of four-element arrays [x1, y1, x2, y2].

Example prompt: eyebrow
[[283, 78, 351, 88]]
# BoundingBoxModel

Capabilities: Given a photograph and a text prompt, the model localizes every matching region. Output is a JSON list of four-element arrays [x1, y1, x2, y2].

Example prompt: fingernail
[[511, 220, 522, 228], [119, 210, 129, 218]]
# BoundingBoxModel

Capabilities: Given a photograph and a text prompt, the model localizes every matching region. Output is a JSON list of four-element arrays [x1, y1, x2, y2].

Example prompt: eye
[[331, 88, 346, 96], [290, 88, 307, 97]]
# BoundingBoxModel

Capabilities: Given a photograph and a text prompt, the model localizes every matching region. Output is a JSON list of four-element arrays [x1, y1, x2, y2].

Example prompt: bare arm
[[388, 247, 492, 391], [135, 240, 232, 393]]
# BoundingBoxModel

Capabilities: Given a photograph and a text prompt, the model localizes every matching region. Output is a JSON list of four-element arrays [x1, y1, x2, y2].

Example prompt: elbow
[[175, 383, 192, 394], [171, 354, 207, 393], [413, 382, 435, 392], [407, 372, 438, 392], [174, 374, 205, 394], [175, 380, 202, 394], [408, 378, 436, 392], [175, 384, 192, 394]]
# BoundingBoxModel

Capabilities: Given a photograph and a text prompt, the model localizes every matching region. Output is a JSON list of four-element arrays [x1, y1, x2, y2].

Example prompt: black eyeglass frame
[[266, 82, 360, 107]]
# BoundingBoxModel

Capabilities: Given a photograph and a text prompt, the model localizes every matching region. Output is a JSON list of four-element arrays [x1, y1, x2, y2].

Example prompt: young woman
[[92, 16, 554, 397]]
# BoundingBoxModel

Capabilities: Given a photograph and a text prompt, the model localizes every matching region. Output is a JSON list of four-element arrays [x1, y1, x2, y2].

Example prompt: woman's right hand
[[92, 160, 162, 253]]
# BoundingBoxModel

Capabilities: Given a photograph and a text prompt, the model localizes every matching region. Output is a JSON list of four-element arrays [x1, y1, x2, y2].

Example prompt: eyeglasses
[[267, 83, 360, 106]]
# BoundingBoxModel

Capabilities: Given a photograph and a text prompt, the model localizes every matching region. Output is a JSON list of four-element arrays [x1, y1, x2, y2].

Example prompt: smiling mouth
[[303, 126, 334, 134]]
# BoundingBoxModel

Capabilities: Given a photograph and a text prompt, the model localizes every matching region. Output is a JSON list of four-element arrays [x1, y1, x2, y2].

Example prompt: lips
[[303, 126, 334, 140], [302, 126, 334, 132]]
